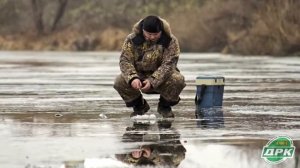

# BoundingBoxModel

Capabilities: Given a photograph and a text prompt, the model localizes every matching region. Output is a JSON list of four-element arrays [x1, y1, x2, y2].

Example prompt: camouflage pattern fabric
[[114, 71, 185, 103], [114, 17, 186, 105]]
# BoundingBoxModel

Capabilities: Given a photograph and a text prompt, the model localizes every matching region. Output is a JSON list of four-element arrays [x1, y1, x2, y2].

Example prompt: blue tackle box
[[195, 76, 225, 110]]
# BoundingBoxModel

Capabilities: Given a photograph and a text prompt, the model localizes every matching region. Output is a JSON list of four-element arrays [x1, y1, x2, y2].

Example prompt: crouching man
[[114, 15, 185, 118]]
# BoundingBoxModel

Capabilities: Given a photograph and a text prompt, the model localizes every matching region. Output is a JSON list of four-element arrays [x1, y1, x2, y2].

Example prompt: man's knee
[[113, 74, 126, 91], [170, 72, 186, 89]]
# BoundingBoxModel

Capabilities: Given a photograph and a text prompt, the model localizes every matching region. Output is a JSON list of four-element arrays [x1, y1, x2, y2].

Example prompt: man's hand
[[131, 78, 142, 90], [141, 79, 151, 92]]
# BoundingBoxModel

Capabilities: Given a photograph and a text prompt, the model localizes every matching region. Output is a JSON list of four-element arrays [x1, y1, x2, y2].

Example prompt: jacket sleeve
[[148, 37, 180, 89], [119, 37, 139, 84]]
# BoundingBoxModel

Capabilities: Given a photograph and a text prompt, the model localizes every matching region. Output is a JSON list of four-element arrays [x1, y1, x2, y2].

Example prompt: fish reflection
[[115, 119, 186, 167]]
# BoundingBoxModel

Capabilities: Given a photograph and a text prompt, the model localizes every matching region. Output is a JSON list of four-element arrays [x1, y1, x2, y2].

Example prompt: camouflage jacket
[[119, 17, 180, 89]]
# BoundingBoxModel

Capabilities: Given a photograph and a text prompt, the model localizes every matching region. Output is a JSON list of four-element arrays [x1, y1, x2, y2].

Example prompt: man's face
[[143, 30, 161, 42], [131, 147, 151, 159]]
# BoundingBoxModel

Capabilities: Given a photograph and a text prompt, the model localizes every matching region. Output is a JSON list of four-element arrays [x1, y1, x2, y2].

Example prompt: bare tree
[[31, 0, 44, 34], [31, 0, 68, 35], [51, 0, 68, 32]]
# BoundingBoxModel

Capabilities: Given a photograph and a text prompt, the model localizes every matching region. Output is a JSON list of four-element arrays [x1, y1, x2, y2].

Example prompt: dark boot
[[158, 119, 174, 129], [130, 96, 150, 117], [158, 103, 174, 118], [157, 97, 178, 118]]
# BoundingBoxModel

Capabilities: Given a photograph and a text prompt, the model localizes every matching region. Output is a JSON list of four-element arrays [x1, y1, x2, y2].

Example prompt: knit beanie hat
[[142, 16, 162, 33]]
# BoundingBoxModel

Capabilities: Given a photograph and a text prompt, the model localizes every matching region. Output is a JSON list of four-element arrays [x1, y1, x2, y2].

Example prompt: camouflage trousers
[[114, 71, 186, 107]]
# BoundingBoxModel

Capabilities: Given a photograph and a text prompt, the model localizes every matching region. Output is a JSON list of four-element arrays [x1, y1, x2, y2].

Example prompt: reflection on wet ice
[[195, 108, 224, 128], [116, 119, 186, 167], [59, 119, 186, 168]]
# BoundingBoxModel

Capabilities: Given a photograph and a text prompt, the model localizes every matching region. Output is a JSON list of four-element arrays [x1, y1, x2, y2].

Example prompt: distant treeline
[[0, 0, 300, 56]]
